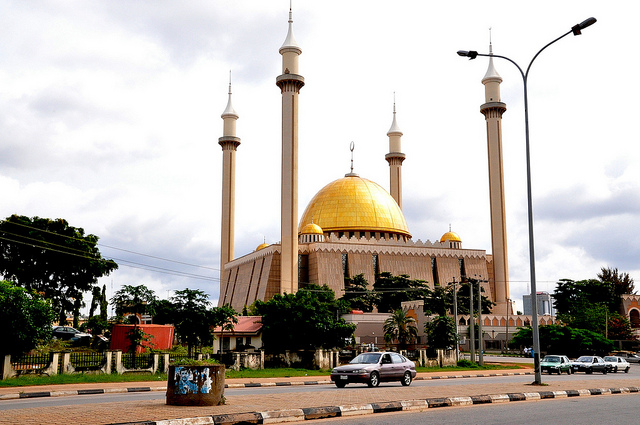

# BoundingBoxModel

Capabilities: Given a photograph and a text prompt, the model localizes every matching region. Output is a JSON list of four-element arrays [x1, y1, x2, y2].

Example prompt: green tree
[[252, 284, 355, 351], [424, 315, 458, 349], [88, 285, 102, 317], [110, 284, 156, 322], [606, 315, 636, 341], [341, 274, 376, 312], [553, 278, 628, 337], [99, 284, 108, 321], [212, 304, 238, 354], [373, 272, 431, 313], [598, 267, 635, 315], [0, 280, 56, 356], [454, 279, 494, 315], [422, 285, 452, 316], [510, 324, 613, 357], [383, 308, 418, 350], [149, 298, 175, 325], [0, 215, 118, 324], [170, 289, 215, 356]]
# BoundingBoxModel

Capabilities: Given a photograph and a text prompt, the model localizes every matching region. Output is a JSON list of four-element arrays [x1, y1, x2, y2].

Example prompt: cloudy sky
[[1, 1, 638, 314]]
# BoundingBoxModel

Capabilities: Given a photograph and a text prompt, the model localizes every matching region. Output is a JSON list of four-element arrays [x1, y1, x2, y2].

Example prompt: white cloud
[[1, 0, 638, 315]]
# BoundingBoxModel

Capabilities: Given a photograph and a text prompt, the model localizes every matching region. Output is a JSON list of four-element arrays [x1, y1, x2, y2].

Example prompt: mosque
[[216, 7, 512, 317]]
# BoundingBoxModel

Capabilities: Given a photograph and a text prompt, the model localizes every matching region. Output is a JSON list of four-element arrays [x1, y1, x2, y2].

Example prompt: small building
[[523, 292, 555, 316], [110, 324, 174, 353], [213, 316, 263, 353]]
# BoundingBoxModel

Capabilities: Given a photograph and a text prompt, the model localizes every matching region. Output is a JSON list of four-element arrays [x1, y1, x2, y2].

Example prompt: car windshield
[[576, 356, 592, 362], [604, 357, 617, 362], [350, 353, 381, 364]]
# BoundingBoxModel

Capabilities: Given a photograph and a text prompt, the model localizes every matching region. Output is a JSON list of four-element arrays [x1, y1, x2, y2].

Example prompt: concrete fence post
[[152, 353, 159, 374], [2, 355, 15, 380], [114, 350, 124, 374], [104, 351, 113, 375], [163, 353, 170, 374], [62, 351, 73, 374]]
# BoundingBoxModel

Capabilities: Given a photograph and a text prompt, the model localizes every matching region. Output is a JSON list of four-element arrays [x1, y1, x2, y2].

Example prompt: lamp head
[[572, 17, 597, 35], [457, 50, 478, 60]]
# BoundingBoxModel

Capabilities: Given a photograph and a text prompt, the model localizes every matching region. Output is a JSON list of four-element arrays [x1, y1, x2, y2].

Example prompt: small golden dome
[[300, 222, 323, 235], [440, 231, 461, 243], [255, 242, 270, 251], [299, 175, 410, 237]]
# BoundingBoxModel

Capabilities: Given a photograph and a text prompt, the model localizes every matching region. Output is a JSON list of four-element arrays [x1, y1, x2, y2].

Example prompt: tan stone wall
[[313, 250, 344, 295], [220, 240, 496, 311]]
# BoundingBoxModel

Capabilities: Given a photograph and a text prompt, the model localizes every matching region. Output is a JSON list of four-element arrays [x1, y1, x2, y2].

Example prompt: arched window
[[630, 309, 640, 328]]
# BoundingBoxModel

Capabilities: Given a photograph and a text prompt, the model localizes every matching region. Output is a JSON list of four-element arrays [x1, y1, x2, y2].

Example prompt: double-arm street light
[[457, 17, 596, 385]]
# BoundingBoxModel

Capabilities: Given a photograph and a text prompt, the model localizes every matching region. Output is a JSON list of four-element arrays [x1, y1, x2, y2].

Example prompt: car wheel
[[335, 381, 347, 388], [586, 368, 592, 374], [401, 371, 412, 386], [625, 367, 630, 373], [368, 371, 380, 387], [557, 369, 561, 375], [603, 368, 607, 374], [568, 368, 572, 375], [614, 367, 618, 373]]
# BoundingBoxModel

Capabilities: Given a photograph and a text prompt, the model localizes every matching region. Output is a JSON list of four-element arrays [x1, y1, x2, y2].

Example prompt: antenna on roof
[[350, 141, 355, 174]]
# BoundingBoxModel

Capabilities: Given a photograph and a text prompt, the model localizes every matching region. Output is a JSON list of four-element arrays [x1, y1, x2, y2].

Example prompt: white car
[[603, 356, 631, 373]]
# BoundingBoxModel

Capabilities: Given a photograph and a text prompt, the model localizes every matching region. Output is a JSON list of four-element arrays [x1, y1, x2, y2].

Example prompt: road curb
[[0, 371, 535, 400], [107, 386, 640, 425]]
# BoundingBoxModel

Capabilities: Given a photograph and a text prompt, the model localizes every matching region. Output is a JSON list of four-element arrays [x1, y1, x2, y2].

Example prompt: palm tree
[[383, 308, 418, 350]]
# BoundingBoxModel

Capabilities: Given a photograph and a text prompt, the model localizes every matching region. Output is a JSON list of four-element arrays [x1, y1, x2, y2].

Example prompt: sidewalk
[[1, 369, 639, 425]]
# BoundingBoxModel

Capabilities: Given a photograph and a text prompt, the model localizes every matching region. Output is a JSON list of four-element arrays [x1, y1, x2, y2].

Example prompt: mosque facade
[[217, 7, 511, 316]]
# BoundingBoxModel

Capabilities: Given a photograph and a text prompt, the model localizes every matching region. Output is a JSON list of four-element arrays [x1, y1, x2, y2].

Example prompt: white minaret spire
[[480, 34, 511, 315], [218, 71, 241, 305], [385, 93, 405, 209], [276, 3, 304, 295]]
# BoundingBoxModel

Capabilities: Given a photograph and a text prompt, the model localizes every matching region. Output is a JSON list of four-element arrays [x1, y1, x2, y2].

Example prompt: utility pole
[[478, 277, 484, 366], [452, 277, 459, 362], [469, 278, 475, 362], [506, 298, 512, 352]]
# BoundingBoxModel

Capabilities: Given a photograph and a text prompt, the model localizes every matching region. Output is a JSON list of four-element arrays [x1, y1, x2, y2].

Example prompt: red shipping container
[[110, 324, 174, 353]]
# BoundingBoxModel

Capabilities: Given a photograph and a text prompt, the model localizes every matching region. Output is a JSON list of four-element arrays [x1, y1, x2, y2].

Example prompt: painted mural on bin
[[173, 367, 212, 394]]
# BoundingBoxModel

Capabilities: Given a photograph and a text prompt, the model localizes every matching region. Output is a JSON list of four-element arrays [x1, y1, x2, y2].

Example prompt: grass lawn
[[0, 363, 529, 388]]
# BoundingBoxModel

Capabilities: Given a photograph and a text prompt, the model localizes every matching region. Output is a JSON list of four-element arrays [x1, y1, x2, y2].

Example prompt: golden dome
[[440, 231, 461, 243], [300, 222, 323, 235], [255, 242, 270, 251], [299, 175, 411, 237]]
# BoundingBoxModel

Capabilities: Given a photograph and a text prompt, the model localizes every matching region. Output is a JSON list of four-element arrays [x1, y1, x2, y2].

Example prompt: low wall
[[2, 352, 171, 379]]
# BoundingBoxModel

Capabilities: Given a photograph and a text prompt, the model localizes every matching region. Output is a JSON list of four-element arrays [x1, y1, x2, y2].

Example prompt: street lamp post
[[478, 280, 483, 366], [506, 298, 512, 352], [457, 17, 596, 385], [452, 277, 459, 362]]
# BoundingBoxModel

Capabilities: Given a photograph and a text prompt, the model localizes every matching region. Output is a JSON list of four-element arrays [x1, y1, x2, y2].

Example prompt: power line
[[1, 219, 221, 272]]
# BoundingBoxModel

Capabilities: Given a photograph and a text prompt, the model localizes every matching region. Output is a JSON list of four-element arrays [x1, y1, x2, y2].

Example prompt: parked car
[[610, 351, 640, 363], [540, 355, 572, 375], [52, 326, 92, 345], [571, 355, 609, 374], [330, 351, 417, 388], [603, 356, 631, 373]]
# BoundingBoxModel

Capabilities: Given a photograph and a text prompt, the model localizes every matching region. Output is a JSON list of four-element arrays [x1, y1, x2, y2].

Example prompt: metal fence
[[11, 353, 51, 372], [70, 352, 107, 371]]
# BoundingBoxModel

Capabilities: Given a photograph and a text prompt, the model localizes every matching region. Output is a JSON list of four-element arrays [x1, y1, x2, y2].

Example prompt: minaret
[[480, 41, 511, 315], [218, 73, 240, 285], [276, 4, 304, 295], [385, 96, 405, 209]]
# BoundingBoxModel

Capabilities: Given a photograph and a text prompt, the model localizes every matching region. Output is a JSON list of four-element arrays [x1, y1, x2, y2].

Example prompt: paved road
[[1, 366, 639, 424], [290, 392, 640, 424], [4, 367, 637, 410]]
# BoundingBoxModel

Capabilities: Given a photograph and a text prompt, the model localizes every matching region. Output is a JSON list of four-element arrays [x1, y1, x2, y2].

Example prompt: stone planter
[[166, 364, 225, 406]]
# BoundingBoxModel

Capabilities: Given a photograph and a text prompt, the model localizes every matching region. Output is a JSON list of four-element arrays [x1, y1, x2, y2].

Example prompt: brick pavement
[[1, 369, 639, 425]]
